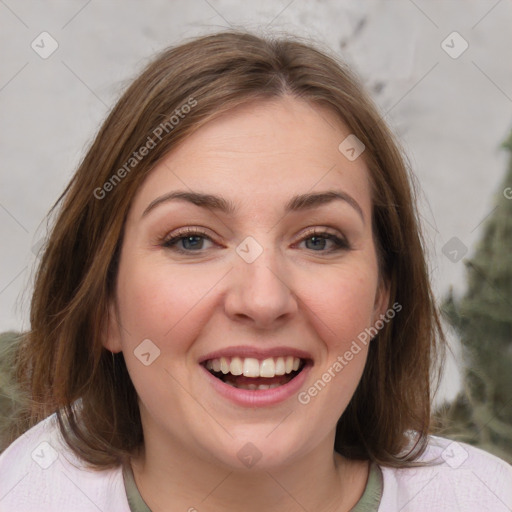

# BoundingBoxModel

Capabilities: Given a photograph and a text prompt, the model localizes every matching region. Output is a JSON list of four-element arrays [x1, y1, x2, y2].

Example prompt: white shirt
[[0, 413, 511, 511]]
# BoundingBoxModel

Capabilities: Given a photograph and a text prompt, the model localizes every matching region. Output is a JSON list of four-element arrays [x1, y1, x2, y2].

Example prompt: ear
[[101, 299, 123, 353], [372, 275, 391, 323]]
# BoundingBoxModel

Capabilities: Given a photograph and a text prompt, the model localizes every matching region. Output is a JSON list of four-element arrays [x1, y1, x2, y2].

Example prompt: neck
[[130, 430, 369, 512]]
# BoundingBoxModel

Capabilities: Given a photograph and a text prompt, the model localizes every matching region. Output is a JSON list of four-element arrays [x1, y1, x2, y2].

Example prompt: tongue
[[223, 374, 292, 386]]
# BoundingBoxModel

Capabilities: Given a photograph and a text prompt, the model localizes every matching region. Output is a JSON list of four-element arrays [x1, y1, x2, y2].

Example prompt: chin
[[199, 423, 314, 472]]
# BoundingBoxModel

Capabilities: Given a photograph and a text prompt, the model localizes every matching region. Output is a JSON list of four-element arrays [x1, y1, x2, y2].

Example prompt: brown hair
[[10, 29, 446, 468]]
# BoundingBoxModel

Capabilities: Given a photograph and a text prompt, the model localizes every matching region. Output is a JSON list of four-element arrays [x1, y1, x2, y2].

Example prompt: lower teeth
[[225, 382, 281, 390]]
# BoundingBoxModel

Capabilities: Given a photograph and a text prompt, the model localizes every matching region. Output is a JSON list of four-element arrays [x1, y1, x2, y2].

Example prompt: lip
[[198, 345, 313, 364], [201, 360, 312, 407]]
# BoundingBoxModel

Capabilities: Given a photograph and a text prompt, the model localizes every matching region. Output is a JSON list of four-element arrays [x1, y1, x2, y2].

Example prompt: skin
[[104, 95, 390, 511]]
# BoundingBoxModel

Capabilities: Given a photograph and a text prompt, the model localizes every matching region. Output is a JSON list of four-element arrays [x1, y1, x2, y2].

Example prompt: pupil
[[307, 236, 326, 250], [183, 236, 202, 250]]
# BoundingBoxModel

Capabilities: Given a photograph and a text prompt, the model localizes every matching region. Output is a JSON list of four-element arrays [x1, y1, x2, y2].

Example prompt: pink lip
[[200, 361, 312, 407], [198, 345, 313, 363]]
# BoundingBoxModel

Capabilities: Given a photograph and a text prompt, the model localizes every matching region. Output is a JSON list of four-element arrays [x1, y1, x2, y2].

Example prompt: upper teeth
[[205, 356, 301, 378]]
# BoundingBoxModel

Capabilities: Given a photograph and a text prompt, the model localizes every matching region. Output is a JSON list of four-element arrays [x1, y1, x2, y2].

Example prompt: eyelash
[[161, 228, 350, 255]]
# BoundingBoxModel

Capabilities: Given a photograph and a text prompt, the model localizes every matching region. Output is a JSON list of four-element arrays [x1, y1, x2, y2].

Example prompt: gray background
[[1, 0, 512, 406]]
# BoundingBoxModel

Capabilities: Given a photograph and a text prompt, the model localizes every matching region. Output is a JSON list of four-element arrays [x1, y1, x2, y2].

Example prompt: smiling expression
[[105, 95, 389, 469]]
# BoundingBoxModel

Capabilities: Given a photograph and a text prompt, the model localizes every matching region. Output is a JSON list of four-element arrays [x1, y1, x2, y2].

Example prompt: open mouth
[[202, 356, 307, 390]]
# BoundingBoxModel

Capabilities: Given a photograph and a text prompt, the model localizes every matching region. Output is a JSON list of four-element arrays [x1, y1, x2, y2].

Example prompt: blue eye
[[162, 229, 213, 253], [161, 229, 350, 255], [299, 231, 350, 252]]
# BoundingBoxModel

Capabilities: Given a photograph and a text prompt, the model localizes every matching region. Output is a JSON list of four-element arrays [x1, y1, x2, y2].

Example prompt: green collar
[[122, 460, 383, 512], [123, 462, 151, 512]]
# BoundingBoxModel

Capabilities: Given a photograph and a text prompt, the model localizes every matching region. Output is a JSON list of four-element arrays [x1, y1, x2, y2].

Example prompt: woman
[[0, 30, 510, 512]]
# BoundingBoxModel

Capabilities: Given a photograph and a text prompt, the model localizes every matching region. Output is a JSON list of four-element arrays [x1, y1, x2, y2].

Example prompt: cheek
[[116, 258, 215, 344], [114, 260, 214, 410], [294, 266, 375, 429], [299, 263, 378, 350]]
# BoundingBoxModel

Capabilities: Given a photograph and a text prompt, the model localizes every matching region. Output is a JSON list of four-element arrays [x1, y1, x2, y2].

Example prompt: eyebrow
[[141, 189, 365, 223]]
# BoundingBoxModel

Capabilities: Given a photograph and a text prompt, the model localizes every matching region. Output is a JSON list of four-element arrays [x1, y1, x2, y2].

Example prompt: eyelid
[[163, 226, 212, 240], [298, 226, 342, 239]]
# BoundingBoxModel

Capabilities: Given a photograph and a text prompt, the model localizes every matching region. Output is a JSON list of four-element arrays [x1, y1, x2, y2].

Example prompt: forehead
[[128, 96, 372, 220]]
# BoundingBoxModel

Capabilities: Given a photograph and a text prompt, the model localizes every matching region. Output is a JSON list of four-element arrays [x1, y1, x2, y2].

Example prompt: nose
[[224, 244, 298, 329]]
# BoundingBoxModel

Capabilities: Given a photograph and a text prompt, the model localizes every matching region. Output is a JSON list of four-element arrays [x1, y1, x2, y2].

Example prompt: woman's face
[[106, 96, 389, 470]]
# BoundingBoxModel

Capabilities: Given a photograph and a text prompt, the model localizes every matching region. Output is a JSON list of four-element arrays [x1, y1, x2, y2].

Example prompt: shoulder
[[0, 414, 130, 512], [378, 434, 512, 512]]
